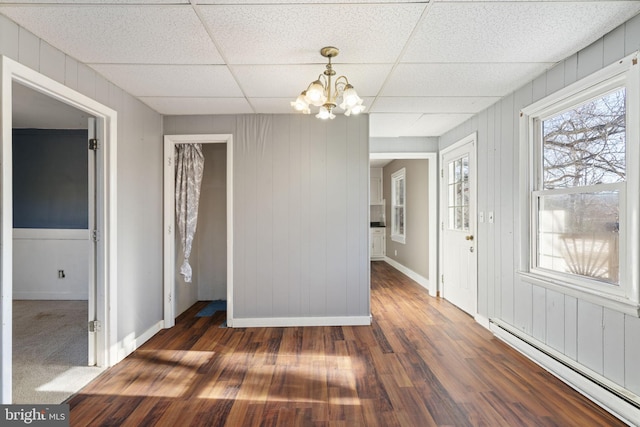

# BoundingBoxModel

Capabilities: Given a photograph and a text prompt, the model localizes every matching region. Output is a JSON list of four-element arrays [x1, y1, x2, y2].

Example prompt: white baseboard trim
[[383, 257, 430, 291], [491, 319, 640, 425], [475, 314, 490, 330], [13, 292, 88, 300], [231, 316, 372, 328], [115, 320, 164, 362]]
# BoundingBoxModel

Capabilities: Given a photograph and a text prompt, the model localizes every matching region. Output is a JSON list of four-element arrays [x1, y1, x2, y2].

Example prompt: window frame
[[391, 168, 406, 244], [519, 53, 640, 316]]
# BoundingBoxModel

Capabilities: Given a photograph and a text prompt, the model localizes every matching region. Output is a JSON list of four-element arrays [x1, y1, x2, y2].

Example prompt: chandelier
[[291, 46, 365, 120]]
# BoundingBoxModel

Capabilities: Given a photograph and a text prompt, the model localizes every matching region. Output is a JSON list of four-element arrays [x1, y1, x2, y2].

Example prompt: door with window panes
[[441, 136, 477, 316]]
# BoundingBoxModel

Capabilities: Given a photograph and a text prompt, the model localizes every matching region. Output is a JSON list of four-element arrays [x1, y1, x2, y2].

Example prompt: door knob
[[465, 235, 474, 241]]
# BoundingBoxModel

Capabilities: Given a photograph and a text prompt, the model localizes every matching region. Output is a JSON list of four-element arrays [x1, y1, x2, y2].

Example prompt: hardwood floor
[[68, 262, 624, 426]]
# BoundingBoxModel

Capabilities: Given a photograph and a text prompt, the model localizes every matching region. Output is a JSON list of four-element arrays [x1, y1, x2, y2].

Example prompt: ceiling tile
[[404, 2, 640, 63], [404, 114, 474, 137], [196, 3, 425, 64], [382, 63, 553, 97], [233, 64, 391, 98], [370, 96, 501, 114], [139, 97, 254, 115], [89, 64, 243, 97], [369, 113, 422, 138], [1, 5, 222, 64]]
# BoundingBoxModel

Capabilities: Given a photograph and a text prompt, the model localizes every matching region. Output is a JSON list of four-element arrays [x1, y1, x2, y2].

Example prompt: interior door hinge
[[441, 274, 444, 284], [88, 320, 101, 333], [92, 230, 99, 242], [440, 169, 443, 178], [89, 138, 99, 150]]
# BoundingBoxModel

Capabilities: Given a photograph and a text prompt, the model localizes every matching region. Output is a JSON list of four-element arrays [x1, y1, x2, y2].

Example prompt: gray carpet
[[12, 300, 104, 404]]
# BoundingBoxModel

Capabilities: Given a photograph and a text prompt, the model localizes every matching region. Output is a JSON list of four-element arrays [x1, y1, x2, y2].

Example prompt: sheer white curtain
[[175, 143, 205, 283]]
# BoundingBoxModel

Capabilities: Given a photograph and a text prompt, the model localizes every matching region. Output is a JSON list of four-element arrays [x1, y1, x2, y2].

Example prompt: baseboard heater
[[489, 318, 640, 426]]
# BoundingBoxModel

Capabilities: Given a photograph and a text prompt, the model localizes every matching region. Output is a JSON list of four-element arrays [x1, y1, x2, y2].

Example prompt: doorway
[[439, 132, 478, 316], [1, 56, 118, 403], [368, 153, 438, 297], [163, 134, 234, 328]]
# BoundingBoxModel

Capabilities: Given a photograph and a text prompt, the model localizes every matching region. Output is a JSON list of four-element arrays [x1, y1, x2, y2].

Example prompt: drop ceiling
[[2, 0, 640, 137]]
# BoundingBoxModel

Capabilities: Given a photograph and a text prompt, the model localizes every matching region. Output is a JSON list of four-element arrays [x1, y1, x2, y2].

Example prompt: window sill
[[391, 235, 405, 244], [518, 271, 640, 317]]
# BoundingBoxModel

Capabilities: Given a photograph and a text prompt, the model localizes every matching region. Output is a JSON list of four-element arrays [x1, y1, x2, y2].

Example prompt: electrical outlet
[[58, 270, 65, 279], [394, 250, 398, 256]]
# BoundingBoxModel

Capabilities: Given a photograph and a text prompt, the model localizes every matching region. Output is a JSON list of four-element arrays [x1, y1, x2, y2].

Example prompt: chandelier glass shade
[[291, 47, 365, 120]]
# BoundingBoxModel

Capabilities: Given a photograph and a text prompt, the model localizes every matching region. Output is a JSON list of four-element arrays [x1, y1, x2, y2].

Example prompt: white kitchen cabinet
[[370, 167, 383, 205], [370, 228, 385, 260], [370, 177, 383, 205]]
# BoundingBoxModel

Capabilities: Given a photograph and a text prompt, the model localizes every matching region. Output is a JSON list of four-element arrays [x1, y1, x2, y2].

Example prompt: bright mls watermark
[[1, 405, 69, 426]]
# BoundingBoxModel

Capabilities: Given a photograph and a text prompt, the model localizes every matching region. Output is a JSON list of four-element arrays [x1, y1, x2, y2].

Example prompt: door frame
[[0, 56, 118, 403], [369, 152, 438, 297], [439, 132, 478, 315], [163, 134, 234, 328]]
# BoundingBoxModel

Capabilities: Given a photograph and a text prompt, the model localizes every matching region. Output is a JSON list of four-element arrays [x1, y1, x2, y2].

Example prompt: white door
[[440, 134, 477, 316]]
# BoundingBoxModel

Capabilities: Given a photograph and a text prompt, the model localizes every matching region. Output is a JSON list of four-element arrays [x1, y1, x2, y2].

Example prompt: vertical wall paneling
[[624, 14, 640, 55], [532, 74, 547, 103], [577, 300, 604, 375], [604, 25, 626, 67], [545, 289, 565, 353], [498, 94, 515, 322], [441, 17, 640, 404], [564, 53, 579, 87], [64, 56, 78, 91], [256, 118, 274, 317], [577, 38, 604, 81], [545, 62, 565, 96], [272, 117, 290, 316], [287, 116, 302, 317], [488, 103, 502, 317], [476, 109, 489, 317], [39, 41, 65, 84], [298, 116, 311, 316], [17, 27, 39, 71], [357, 118, 370, 315], [531, 285, 546, 342], [0, 15, 19, 60], [564, 295, 578, 360], [308, 119, 327, 316], [77, 64, 95, 100], [164, 114, 368, 325], [624, 315, 640, 395], [603, 308, 625, 386], [326, 119, 348, 316]]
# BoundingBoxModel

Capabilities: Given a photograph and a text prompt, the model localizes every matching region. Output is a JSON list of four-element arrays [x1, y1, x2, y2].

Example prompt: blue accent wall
[[13, 129, 88, 229]]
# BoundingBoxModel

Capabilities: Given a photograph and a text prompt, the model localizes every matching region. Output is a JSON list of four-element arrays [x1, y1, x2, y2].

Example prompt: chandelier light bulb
[[316, 106, 335, 120], [342, 85, 361, 108], [290, 92, 310, 112], [305, 80, 326, 107]]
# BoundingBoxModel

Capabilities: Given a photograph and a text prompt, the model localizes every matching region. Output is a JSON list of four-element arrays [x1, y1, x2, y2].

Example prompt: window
[[447, 155, 470, 231], [520, 54, 640, 314], [391, 168, 406, 244]]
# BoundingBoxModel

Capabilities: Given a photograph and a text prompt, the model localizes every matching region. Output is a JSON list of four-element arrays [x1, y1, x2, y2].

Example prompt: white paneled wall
[[0, 15, 164, 343], [440, 13, 640, 403], [165, 114, 370, 324]]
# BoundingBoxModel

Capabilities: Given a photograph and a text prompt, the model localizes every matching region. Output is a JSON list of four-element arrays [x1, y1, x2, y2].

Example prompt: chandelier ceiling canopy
[[291, 47, 365, 120]]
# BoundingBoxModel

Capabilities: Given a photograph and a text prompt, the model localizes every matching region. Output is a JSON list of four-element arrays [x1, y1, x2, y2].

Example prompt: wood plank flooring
[[68, 262, 625, 426]]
